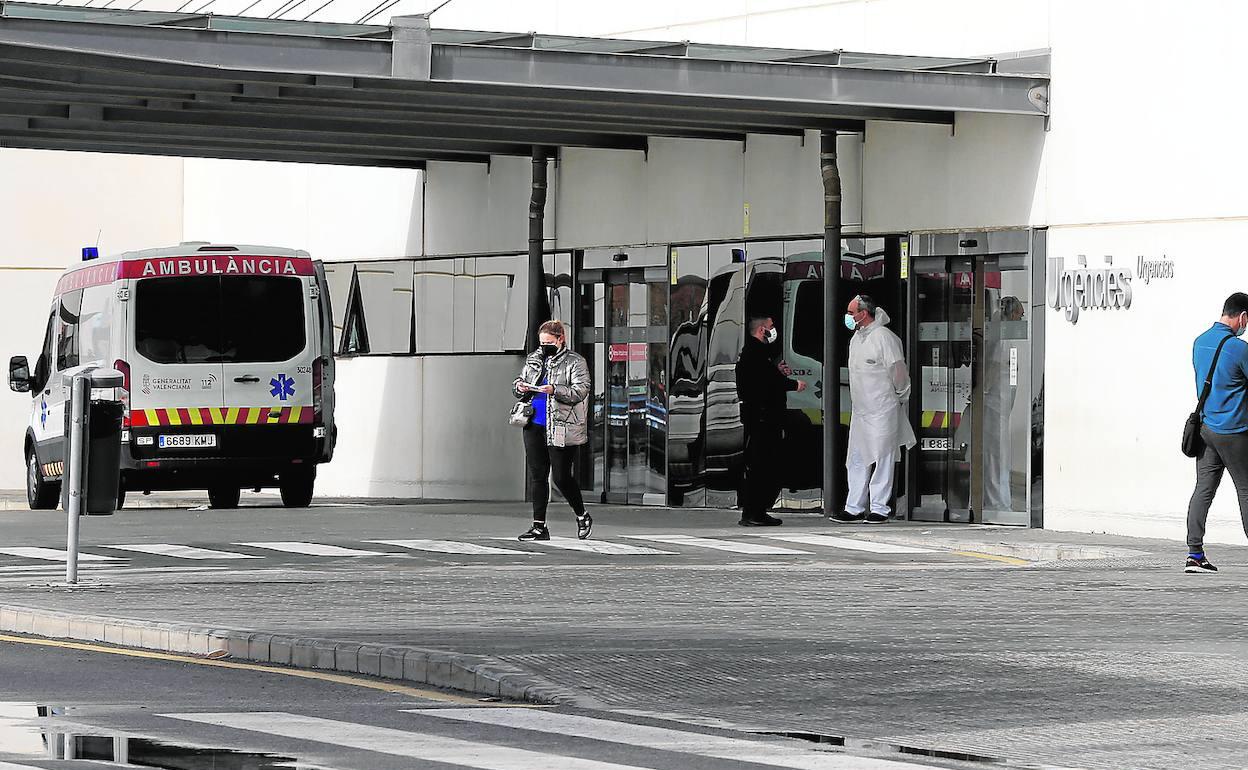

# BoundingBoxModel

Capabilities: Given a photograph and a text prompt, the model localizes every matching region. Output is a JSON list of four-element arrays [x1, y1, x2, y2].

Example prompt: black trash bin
[[62, 398, 124, 515], [85, 399, 123, 515]]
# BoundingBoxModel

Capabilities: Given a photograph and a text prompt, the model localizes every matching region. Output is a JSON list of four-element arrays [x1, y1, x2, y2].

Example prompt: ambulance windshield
[[135, 276, 305, 364]]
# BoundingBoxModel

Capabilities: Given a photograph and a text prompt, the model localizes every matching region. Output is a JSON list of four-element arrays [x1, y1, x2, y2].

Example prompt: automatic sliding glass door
[[908, 232, 1033, 525], [578, 253, 668, 505]]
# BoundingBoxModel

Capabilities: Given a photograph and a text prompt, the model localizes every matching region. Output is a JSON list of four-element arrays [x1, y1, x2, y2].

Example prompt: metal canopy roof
[[0, 1, 1050, 169]]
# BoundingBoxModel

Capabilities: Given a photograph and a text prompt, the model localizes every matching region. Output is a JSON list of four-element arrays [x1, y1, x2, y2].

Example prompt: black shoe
[[576, 512, 593, 540], [864, 512, 891, 524], [518, 523, 550, 541], [829, 511, 865, 524], [1185, 556, 1218, 574], [739, 513, 782, 527]]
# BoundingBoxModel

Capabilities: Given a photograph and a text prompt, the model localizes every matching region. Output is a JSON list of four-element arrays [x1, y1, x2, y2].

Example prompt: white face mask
[[763, 327, 778, 344]]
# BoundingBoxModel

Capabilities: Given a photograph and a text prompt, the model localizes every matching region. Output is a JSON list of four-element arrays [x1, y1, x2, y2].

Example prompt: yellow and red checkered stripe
[[920, 411, 962, 429], [130, 406, 312, 427]]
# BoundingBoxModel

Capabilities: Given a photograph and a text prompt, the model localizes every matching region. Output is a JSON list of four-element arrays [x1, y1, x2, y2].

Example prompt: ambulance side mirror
[[8, 356, 31, 393]]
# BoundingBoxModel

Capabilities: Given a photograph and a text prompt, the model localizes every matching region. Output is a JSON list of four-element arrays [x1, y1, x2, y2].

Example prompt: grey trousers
[[1186, 426, 1248, 550]]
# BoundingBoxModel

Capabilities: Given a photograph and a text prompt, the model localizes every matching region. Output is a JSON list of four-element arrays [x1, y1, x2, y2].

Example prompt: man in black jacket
[[735, 316, 807, 526]]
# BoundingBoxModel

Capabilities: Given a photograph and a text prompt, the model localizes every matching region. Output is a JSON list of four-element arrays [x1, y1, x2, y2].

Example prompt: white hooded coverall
[[846, 308, 917, 515]]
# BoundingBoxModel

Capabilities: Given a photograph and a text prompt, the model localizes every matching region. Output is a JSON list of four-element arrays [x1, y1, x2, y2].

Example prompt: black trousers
[[741, 421, 784, 519], [523, 422, 585, 523]]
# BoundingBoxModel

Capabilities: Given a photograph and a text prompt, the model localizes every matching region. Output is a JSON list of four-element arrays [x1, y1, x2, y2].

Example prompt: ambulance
[[8, 243, 337, 510]]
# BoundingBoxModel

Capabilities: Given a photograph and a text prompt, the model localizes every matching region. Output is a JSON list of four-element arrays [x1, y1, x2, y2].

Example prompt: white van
[[8, 243, 337, 510]]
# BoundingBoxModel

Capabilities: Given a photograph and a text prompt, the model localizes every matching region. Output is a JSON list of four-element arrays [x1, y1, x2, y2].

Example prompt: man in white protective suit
[[830, 294, 917, 524]]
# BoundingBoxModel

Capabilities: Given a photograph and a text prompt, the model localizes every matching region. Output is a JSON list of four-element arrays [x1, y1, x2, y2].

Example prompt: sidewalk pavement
[[0, 489, 432, 510], [0, 498, 1239, 770]]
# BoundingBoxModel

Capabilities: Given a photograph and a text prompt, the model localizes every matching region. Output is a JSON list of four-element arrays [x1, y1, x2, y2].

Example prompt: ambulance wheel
[[207, 486, 240, 509], [279, 468, 315, 508], [26, 450, 59, 511]]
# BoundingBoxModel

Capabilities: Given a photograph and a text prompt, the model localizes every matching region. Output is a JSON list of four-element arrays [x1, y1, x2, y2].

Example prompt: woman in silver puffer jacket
[[512, 320, 593, 541]]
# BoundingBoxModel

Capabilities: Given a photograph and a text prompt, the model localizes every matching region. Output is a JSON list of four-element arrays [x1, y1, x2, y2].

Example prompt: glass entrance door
[[578, 255, 669, 505], [909, 232, 1034, 525]]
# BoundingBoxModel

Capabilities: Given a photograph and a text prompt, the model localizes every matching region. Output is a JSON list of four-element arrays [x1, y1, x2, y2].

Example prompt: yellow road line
[[951, 550, 1030, 565], [0, 633, 528, 706]]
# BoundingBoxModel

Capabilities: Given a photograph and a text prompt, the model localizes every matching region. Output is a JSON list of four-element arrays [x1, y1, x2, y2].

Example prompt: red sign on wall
[[608, 343, 647, 363]]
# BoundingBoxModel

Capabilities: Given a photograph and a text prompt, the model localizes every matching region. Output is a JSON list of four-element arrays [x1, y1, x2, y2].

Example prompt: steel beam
[[429, 45, 1049, 116], [0, 132, 455, 166], [19, 117, 534, 157], [526, 146, 549, 351], [820, 130, 841, 520], [0, 20, 1048, 116]]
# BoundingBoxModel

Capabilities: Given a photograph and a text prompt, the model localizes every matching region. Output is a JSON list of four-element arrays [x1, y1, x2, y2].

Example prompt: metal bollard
[[63, 367, 124, 585]]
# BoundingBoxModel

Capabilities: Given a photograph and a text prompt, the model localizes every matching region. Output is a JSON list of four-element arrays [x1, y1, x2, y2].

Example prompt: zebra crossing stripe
[[623, 535, 813, 555], [761, 534, 935, 554], [107, 544, 260, 560], [407, 708, 934, 770], [0, 761, 47, 769], [0, 547, 120, 562], [506, 537, 678, 555], [162, 712, 651, 770], [370, 540, 535, 556], [237, 542, 391, 557]]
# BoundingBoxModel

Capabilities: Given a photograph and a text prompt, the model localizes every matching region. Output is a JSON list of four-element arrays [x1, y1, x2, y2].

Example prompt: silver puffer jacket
[[512, 347, 591, 446]]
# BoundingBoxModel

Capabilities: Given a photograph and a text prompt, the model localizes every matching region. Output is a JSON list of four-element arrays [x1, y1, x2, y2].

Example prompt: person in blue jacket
[[1186, 292, 1248, 573]]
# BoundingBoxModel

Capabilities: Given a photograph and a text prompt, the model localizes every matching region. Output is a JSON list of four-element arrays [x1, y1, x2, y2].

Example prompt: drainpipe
[[527, 146, 551, 351], [821, 131, 841, 519]]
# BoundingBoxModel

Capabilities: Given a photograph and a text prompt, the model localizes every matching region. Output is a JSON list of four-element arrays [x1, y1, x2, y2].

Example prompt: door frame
[[904, 229, 1042, 526], [576, 261, 669, 506]]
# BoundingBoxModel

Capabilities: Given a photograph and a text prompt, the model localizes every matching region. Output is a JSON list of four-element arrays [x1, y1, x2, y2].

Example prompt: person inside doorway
[[1185, 293, 1248, 573], [735, 316, 806, 526], [513, 320, 593, 541], [984, 296, 1025, 512], [832, 294, 916, 524]]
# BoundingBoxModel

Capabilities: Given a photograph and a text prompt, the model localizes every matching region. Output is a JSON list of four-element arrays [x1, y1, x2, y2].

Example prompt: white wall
[[316, 355, 525, 499], [1034, 2, 1248, 541], [1044, 222, 1248, 544], [863, 115, 1046, 233], [0, 149, 184, 490], [530, 133, 865, 251], [182, 158, 423, 260], [1044, 2, 1248, 228], [423, 158, 556, 256]]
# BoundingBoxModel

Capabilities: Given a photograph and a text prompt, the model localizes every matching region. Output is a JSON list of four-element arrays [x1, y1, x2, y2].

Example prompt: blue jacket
[[1193, 323, 1248, 434]]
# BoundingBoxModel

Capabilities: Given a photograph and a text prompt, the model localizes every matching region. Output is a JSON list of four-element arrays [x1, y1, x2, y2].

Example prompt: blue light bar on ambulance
[[82, 247, 99, 261]]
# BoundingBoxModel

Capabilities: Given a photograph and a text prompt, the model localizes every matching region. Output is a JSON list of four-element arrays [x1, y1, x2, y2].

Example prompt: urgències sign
[[1046, 255, 1133, 324], [1046, 254, 1176, 324]]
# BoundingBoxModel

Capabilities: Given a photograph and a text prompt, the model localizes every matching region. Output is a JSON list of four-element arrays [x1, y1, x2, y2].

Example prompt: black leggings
[[522, 423, 585, 523]]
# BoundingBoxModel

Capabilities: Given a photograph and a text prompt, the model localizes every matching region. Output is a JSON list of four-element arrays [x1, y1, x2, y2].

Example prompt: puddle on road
[[0, 702, 298, 768]]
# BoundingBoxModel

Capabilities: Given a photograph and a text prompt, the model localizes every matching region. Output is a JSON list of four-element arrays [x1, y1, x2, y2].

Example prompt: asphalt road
[[0, 635, 966, 770]]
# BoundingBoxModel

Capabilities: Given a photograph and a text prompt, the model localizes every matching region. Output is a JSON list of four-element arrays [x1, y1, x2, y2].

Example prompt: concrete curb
[[0, 602, 599, 708]]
